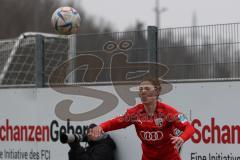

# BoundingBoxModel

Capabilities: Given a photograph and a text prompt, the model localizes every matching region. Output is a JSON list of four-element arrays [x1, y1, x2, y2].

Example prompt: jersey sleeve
[[100, 109, 134, 132], [172, 112, 195, 142]]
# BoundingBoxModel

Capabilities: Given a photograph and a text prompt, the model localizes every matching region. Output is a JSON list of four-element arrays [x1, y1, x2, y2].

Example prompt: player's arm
[[172, 113, 195, 142], [169, 112, 195, 150], [91, 110, 134, 137], [100, 111, 133, 132]]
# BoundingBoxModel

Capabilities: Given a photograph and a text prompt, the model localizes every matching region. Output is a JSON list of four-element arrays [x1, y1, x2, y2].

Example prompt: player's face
[[139, 81, 157, 105]]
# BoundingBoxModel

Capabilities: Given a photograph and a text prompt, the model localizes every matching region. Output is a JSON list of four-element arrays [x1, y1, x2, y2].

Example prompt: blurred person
[[91, 77, 195, 160], [68, 123, 116, 160]]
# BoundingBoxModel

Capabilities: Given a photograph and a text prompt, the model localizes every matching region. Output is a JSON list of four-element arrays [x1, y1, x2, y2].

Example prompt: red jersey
[[100, 101, 195, 160]]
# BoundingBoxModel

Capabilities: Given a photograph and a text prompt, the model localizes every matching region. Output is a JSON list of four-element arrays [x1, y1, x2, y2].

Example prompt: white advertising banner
[[0, 81, 240, 160]]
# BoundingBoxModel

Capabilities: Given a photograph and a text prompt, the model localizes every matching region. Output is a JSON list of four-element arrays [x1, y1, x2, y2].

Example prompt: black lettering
[[50, 120, 59, 142]]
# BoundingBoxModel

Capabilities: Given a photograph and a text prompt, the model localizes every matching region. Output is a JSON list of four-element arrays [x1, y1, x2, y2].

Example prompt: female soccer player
[[90, 77, 195, 160]]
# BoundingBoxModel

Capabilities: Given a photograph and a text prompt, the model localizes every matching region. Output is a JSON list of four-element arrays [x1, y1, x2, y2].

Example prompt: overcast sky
[[78, 0, 240, 31]]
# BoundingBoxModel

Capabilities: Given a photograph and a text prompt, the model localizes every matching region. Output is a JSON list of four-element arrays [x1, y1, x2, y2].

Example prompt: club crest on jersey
[[178, 114, 187, 123], [154, 118, 163, 127]]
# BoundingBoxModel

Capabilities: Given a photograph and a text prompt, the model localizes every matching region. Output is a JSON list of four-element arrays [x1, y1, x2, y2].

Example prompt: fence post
[[35, 35, 45, 87], [68, 34, 77, 83], [147, 26, 158, 63], [147, 26, 158, 77]]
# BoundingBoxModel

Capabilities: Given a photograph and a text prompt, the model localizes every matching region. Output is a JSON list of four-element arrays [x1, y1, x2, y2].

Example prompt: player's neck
[[144, 101, 157, 116]]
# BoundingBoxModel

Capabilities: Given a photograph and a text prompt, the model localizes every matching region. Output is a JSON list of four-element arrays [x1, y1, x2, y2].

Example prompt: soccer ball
[[51, 6, 81, 35]]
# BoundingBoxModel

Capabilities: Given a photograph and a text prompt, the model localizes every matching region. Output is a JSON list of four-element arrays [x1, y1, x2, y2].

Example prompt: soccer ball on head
[[51, 6, 81, 35]]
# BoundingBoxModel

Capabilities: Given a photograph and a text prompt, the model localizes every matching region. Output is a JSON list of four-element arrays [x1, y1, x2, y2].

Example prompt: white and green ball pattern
[[51, 6, 81, 35]]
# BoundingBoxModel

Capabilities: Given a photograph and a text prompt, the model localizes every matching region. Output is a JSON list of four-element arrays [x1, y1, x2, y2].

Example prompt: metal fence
[[158, 23, 240, 81], [0, 23, 239, 87]]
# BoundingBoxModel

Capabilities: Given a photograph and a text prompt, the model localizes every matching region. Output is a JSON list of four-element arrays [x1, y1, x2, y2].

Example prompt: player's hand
[[170, 134, 184, 151], [89, 126, 104, 139]]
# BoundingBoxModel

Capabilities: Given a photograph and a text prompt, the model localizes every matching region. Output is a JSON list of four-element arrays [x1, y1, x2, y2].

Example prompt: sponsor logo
[[191, 117, 240, 144], [139, 131, 163, 141], [0, 119, 88, 142]]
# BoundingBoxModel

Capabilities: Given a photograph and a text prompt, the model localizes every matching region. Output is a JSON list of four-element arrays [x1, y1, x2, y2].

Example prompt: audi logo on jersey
[[140, 131, 164, 141]]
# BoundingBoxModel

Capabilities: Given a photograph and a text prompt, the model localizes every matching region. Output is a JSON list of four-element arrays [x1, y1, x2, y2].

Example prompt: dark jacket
[[68, 135, 116, 160]]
